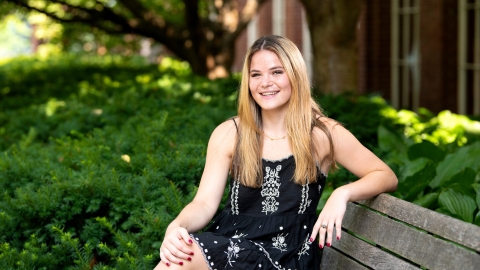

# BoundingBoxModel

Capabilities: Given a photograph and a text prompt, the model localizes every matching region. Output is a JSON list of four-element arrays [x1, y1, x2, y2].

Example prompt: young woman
[[154, 35, 397, 270]]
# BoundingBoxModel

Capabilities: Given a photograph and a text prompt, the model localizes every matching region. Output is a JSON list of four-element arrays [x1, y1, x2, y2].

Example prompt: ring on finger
[[321, 224, 327, 229]]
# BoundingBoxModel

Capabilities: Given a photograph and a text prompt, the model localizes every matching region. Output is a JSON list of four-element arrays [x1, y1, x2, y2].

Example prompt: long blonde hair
[[233, 35, 336, 188]]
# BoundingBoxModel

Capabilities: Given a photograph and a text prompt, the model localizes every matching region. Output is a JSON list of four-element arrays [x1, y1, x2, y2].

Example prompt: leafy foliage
[[0, 54, 237, 269], [1, 54, 479, 268], [378, 108, 480, 224]]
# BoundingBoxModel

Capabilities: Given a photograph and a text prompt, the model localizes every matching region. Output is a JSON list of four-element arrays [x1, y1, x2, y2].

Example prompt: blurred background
[[2, 0, 479, 115]]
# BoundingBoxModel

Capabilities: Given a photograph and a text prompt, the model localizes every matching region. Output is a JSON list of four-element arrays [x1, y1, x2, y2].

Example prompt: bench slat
[[330, 232, 420, 270], [358, 194, 480, 252], [342, 203, 480, 270], [320, 247, 369, 270]]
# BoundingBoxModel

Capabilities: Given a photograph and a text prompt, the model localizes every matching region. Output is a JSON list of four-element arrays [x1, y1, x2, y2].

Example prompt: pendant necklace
[[263, 131, 287, 141]]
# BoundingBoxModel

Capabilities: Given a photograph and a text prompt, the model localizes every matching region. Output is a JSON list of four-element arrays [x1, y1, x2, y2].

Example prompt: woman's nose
[[261, 75, 272, 87]]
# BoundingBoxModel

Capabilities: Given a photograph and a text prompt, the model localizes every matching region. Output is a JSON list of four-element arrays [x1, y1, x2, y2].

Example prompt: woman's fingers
[[335, 219, 342, 241], [325, 220, 335, 247], [312, 218, 342, 248], [167, 239, 193, 261], [159, 248, 171, 267], [159, 228, 195, 266]]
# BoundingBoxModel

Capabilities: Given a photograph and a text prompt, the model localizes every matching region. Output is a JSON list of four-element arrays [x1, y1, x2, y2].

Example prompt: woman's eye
[[251, 73, 260, 77], [273, 70, 283, 75]]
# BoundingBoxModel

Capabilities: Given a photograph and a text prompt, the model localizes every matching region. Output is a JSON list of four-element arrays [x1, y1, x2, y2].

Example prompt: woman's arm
[[311, 119, 398, 247], [159, 119, 237, 266]]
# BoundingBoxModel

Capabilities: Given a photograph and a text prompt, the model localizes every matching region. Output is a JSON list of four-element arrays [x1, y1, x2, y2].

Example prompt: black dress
[[191, 155, 327, 270]]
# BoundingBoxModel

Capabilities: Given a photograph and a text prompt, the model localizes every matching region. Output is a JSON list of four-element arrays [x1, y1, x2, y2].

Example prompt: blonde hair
[[233, 35, 336, 188]]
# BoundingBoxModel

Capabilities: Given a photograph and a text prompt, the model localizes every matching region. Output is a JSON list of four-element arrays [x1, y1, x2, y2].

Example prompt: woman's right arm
[[158, 119, 237, 266]]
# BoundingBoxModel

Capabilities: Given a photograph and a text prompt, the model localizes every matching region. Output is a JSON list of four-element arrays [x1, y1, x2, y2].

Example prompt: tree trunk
[[301, 0, 361, 95], [6, 0, 267, 79]]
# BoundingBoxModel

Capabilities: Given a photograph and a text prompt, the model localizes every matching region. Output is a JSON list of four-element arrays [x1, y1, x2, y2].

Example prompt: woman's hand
[[158, 226, 195, 267], [310, 187, 350, 248]]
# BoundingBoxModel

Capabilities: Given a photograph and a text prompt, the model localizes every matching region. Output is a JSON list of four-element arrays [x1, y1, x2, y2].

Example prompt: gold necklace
[[263, 131, 287, 141]]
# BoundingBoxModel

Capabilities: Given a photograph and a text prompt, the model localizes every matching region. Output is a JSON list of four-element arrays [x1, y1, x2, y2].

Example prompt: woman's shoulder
[[208, 117, 239, 145], [313, 115, 341, 134]]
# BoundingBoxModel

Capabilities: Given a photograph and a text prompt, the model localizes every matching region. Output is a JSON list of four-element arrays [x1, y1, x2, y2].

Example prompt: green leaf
[[407, 140, 445, 163], [413, 192, 439, 208], [438, 189, 477, 223], [475, 212, 480, 226], [399, 157, 430, 181], [378, 125, 407, 153], [473, 184, 480, 209], [429, 141, 480, 189], [398, 161, 436, 201], [442, 168, 477, 197]]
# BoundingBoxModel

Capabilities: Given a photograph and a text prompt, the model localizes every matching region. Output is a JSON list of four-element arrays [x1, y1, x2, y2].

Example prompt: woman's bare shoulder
[[208, 117, 238, 151], [313, 115, 341, 135]]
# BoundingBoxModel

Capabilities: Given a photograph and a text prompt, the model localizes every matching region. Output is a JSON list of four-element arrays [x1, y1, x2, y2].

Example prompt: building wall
[[232, 0, 467, 114], [232, 0, 307, 73], [359, 0, 392, 100], [360, 0, 461, 114]]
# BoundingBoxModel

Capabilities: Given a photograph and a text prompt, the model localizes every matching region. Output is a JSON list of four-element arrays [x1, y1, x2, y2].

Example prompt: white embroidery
[[231, 180, 240, 215], [298, 234, 312, 260], [272, 233, 289, 252], [225, 240, 243, 267], [298, 183, 309, 214], [252, 242, 286, 270], [231, 230, 248, 239], [318, 184, 322, 193], [261, 165, 282, 214]]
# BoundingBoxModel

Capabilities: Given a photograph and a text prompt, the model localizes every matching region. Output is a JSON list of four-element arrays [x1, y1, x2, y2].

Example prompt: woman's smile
[[249, 50, 292, 112]]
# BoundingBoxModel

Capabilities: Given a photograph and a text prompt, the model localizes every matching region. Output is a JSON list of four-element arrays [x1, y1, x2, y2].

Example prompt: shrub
[[1, 54, 479, 269]]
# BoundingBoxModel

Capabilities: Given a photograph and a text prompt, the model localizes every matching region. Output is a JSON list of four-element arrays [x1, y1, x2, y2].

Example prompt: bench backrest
[[320, 193, 480, 269]]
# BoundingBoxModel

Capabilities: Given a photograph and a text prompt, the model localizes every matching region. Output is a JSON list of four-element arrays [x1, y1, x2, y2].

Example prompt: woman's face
[[249, 50, 292, 113]]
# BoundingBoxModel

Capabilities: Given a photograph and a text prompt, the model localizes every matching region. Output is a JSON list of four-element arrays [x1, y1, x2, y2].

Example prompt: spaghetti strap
[[231, 118, 238, 132]]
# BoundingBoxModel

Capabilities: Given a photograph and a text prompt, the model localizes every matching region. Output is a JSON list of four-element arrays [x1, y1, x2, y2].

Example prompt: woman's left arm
[[311, 120, 398, 248]]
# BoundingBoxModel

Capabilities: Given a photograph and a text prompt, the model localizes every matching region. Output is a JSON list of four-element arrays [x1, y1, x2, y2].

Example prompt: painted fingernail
[[336, 236, 340, 240], [319, 244, 323, 249], [327, 242, 331, 247], [309, 238, 314, 243], [190, 252, 194, 255], [166, 262, 170, 267], [187, 257, 192, 261], [179, 261, 184, 266], [189, 239, 193, 244]]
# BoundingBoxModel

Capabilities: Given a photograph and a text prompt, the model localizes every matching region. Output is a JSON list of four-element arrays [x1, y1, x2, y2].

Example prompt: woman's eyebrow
[[249, 66, 284, 73]]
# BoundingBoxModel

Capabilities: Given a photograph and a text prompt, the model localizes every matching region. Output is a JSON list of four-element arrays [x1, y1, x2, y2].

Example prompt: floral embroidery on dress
[[272, 233, 289, 252], [298, 184, 309, 214], [261, 165, 282, 215], [225, 240, 244, 267], [232, 230, 248, 239], [231, 180, 240, 215], [297, 234, 312, 260]]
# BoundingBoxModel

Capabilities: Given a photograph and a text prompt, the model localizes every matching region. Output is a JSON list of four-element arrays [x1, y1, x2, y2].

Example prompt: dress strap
[[231, 118, 238, 132]]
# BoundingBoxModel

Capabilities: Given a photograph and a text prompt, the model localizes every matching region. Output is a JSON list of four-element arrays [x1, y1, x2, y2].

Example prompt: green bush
[[378, 108, 480, 224], [1, 54, 479, 269], [0, 54, 237, 269]]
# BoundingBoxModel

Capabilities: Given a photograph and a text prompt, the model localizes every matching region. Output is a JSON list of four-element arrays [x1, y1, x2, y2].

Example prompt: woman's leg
[[153, 240, 209, 270]]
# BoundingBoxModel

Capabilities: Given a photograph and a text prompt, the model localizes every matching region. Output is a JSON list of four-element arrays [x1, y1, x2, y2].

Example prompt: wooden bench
[[320, 193, 480, 269]]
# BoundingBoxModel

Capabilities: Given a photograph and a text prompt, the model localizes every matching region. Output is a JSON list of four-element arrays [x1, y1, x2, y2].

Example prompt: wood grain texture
[[357, 193, 480, 252], [320, 247, 369, 270], [342, 202, 480, 269], [330, 232, 420, 270]]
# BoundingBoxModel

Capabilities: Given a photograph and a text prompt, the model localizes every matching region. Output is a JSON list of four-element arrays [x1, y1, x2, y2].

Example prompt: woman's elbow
[[387, 170, 398, 192]]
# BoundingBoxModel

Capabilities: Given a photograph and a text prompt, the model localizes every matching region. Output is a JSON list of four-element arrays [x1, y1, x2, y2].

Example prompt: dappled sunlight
[[381, 106, 480, 146], [44, 98, 65, 117]]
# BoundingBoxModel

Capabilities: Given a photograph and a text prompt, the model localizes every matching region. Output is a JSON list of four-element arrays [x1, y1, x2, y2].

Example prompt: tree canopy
[[2, 0, 267, 78]]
